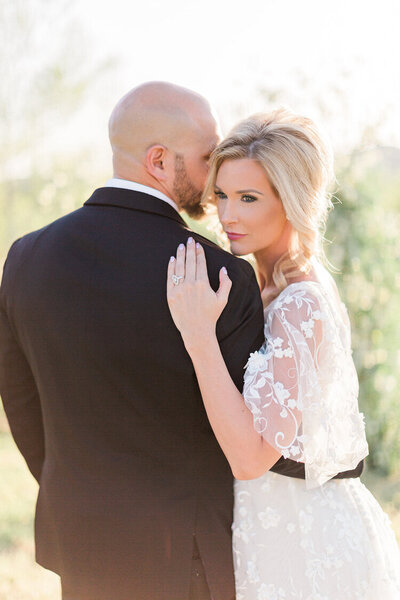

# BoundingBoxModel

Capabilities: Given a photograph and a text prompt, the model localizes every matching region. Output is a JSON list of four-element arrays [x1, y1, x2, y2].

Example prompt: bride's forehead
[[217, 159, 265, 180], [215, 159, 273, 193]]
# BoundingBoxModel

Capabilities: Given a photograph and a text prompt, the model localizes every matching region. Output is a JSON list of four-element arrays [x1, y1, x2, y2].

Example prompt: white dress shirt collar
[[105, 178, 179, 213]]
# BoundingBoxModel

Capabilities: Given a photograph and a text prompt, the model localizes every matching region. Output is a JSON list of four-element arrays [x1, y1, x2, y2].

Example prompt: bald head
[[109, 81, 214, 164], [107, 82, 219, 215]]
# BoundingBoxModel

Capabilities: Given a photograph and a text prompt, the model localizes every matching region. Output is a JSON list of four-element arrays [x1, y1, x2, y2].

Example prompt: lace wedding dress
[[233, 267, 400, 599]]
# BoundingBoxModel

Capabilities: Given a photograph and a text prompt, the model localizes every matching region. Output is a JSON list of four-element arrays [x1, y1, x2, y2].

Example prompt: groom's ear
[[146, 144, 171, 182]]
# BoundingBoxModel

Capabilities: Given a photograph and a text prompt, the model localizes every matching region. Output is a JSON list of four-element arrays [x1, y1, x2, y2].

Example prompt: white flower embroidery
[[246, 559, 260, 584], [273, 347, 285, 358], [273, 382, 290, 404], [258, 507, 281, 529], [246, 351, 269, 373], [301, 318, 315, 338], [270, 337, 283, 348], [257, 583, 286, 600], [269, 336, 294, 359], [290, 445, 301, 457], [286, 522, 296, 533], [283, 346, 294, 358], [299, 509, 314, 533]]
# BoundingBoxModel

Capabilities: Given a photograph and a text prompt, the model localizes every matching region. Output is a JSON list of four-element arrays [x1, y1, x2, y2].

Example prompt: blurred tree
[[327, 148, 400, 476], [0, 0, 115, 260]]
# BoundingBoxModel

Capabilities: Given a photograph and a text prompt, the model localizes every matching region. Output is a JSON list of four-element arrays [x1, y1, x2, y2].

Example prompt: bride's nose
[[219, 200, 239, 227]]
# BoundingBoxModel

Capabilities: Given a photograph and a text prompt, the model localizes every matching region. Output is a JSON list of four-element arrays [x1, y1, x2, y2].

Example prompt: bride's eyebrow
[[214, 186, 264, 195], [236, 188, 263, 195]]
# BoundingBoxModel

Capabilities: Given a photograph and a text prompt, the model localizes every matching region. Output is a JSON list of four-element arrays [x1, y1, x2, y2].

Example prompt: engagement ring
[[172, 274, 184, 285]]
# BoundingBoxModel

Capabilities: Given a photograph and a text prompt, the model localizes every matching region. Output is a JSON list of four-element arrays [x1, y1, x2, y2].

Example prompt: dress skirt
[[233, 470, 400, 600]]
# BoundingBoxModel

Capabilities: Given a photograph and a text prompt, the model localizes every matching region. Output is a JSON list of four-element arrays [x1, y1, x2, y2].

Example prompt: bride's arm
[[167, 238, 281, 480]]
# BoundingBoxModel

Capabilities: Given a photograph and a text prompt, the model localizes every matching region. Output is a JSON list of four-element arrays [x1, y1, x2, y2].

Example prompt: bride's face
[[215, 158, 290, 257]]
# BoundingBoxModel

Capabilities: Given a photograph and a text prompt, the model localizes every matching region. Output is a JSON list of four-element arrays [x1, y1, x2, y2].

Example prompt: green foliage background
[[326, 152, 400, 476]]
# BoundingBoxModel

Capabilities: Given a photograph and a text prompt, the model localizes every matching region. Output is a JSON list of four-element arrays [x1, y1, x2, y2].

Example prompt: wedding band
[[172, 274, 184, 285]]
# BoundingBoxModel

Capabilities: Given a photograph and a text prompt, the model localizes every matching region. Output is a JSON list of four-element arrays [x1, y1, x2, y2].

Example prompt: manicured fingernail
[[196, 242, 201, 249], [170, 256, 175, 262], [222, 266, 227, 274], [187, 237, 194, 244], [178, 243, 185, 250]]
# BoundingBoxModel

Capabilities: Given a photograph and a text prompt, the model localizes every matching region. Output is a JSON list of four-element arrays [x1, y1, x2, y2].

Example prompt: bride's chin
[[229, 242, 251, 257], [231, 249, 245, 257]]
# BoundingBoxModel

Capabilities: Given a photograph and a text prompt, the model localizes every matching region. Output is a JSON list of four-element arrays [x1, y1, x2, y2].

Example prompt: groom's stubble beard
[[173, 153, 205, 219]]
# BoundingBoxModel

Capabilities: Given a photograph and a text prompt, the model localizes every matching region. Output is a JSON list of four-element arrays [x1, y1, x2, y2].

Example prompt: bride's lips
[[226, 231, 247, 241]]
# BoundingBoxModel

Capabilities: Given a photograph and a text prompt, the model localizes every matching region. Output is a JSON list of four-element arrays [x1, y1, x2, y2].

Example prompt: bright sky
[[36, 0, 400, 172]]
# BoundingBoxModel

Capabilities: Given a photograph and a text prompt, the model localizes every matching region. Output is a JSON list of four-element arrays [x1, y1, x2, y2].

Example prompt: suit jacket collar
[[84, 187, 187, 227]]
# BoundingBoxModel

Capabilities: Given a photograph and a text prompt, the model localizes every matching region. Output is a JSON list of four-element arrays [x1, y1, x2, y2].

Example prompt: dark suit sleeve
[[216, 259, 265, 392], [0, 245, 44, 483]]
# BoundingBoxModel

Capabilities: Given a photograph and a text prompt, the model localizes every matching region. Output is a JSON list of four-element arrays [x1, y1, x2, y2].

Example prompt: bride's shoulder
[[266, 279, 324, 313], [264, 266, 350, 336], [267, 263, 343, 312]]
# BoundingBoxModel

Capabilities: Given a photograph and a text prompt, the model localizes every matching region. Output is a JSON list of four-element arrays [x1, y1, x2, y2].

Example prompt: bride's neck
[[253, 249, 285, 308], [254, 223, 292, 292], [254, 246, 286, 291]]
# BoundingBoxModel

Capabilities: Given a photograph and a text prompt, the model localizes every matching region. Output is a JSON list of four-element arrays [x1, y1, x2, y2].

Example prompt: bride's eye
[[214, 190, 227, 200], [241, 194, 257, 203]]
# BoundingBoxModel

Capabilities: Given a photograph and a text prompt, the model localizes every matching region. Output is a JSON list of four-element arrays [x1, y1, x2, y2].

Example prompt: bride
[[166, 109, 400, 599]]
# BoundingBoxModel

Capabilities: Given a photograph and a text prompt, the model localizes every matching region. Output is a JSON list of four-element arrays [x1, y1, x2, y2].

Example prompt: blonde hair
[[203, 108, 334, 297]]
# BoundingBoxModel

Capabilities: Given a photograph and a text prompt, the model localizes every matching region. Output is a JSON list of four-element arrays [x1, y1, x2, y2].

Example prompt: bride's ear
[[145, 145, 171, 183]]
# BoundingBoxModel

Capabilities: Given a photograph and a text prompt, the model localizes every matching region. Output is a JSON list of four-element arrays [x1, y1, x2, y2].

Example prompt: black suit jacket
[[0, 187, 265, 600]]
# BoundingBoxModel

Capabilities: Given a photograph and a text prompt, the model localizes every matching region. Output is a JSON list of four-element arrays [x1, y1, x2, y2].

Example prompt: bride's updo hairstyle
[[203, 108, 334, 294]]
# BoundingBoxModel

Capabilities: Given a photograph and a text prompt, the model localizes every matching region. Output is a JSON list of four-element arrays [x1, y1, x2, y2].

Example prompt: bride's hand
[[167, 237, 232, 352]]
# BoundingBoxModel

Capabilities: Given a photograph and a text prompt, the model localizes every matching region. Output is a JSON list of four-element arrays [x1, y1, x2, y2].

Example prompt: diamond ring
[[172, 274, 184, 285]]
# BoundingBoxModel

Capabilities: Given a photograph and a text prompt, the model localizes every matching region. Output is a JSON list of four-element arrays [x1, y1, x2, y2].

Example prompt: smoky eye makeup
[[241, 194, 258, 203], [214, 187, 260, 202], [214, 188, 226, 198]]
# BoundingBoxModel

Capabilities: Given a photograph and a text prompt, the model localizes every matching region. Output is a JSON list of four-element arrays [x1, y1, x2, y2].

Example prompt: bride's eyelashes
[[241, 194, 257, 203], [214, 190, 258, 203]]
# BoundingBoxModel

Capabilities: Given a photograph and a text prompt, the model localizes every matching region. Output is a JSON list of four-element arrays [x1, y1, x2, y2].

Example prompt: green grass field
[[0, 416, 60, 600], [1, 412, 399, 600]]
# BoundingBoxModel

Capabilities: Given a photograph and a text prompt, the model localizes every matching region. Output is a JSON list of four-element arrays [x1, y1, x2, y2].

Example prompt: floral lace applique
[[243, 282, 369, 488]]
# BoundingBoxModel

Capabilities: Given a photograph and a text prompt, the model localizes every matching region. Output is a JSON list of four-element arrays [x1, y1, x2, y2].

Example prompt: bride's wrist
[[182, 328, 218, 356]]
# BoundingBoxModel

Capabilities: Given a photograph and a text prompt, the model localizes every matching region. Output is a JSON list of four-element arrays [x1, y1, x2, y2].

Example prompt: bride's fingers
[[195, 243, 209, 282], [166, 255, 176, 297], [185, 237, 196, 282], [175, 243, 186, 281], [216, 267, 232, 308]]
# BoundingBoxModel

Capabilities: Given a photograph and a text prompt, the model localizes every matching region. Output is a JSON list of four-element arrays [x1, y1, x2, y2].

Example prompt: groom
[[0, 82, 264, 600]]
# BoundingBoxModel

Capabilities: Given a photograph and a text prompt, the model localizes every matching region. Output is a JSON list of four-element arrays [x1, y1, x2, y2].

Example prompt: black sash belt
[[270, 457, 364, 480]]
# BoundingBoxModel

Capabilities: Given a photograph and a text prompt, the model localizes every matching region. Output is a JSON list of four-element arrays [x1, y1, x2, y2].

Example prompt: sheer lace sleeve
[[243, 283, 369, 489]]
